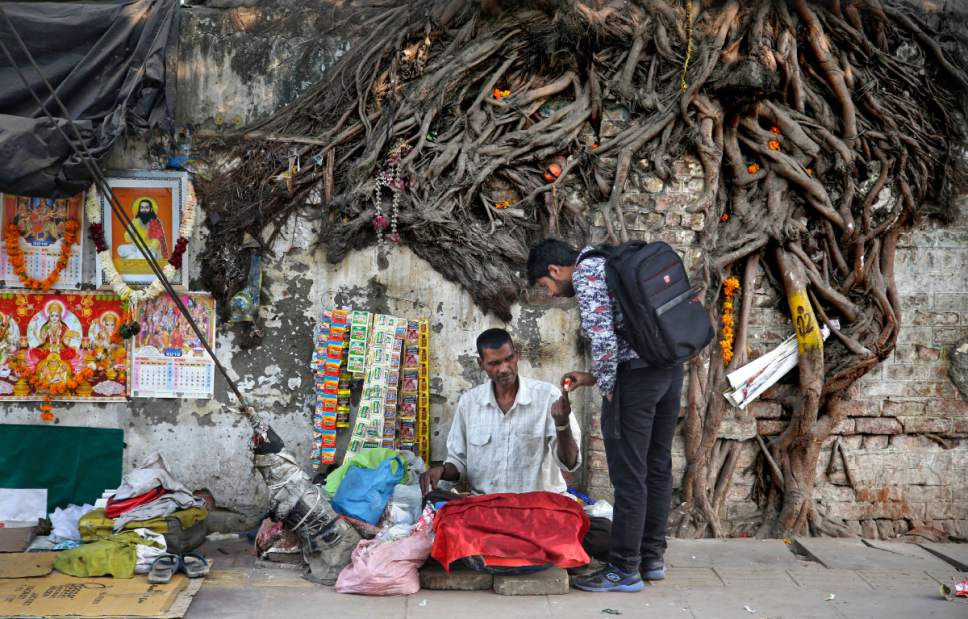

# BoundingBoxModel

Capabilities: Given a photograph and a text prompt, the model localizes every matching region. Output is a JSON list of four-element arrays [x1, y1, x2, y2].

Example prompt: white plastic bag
[[584, 500, 613, 521], [49, 504, 94, 541], [389, 483, 423, 525]]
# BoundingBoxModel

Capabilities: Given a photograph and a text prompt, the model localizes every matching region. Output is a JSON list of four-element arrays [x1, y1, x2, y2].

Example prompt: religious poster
[[0, 193, 85, 290], [0, 291, 127, 402], [97, 170, 189, 287], [130, 292, 216, 399]]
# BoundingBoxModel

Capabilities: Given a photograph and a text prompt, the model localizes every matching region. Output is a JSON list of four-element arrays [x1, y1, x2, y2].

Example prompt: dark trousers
[[603, 363, 684, 573]]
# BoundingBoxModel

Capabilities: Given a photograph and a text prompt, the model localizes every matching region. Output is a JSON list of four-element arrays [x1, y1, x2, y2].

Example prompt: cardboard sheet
[[0, 572, 189, 617], [0, 552, 55, 578]]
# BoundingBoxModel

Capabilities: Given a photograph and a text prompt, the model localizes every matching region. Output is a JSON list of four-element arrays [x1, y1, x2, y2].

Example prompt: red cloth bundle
[[431, 491, 590, 571], [104, 487, 166, 518]]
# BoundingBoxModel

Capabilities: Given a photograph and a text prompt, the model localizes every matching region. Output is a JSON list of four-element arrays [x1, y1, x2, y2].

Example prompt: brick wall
[[581, 114, 968, 538]]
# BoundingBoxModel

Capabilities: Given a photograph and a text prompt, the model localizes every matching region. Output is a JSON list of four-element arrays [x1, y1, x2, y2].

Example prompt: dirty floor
[[186, 538, 968, 619]]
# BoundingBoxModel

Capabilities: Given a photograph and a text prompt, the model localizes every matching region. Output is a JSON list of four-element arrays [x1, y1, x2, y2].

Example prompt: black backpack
[[579, 241, 714, 367]]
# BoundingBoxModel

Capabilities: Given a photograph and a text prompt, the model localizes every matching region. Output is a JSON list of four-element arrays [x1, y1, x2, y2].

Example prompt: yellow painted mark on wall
[[785, 289, 823, 353]]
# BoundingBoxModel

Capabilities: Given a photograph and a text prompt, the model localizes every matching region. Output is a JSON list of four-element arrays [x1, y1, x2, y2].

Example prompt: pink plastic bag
[[335, 529, 433, 595]]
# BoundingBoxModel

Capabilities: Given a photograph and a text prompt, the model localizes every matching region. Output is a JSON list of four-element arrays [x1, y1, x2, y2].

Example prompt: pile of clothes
[[53, 453, 209, 580]]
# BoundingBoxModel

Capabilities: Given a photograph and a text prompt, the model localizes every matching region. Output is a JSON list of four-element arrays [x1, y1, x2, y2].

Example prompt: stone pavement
[[185, 538, 968, 619]]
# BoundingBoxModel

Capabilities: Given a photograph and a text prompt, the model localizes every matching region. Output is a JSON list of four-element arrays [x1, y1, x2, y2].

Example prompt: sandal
[[148, 554, 181, 584], [181, 553, 211, 578]]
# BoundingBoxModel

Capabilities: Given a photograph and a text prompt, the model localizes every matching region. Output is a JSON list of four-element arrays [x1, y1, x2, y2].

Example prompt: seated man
[[420, 328, 581, 496]]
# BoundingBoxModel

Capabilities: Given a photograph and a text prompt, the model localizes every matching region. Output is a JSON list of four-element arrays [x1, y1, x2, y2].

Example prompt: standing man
[[527, 239, 684, 593]]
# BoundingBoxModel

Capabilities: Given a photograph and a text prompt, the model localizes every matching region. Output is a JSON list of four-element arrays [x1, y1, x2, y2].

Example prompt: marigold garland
[[5, 220, 79, 291], [85, 181, 196, 304], [721, 276, 741, 365]]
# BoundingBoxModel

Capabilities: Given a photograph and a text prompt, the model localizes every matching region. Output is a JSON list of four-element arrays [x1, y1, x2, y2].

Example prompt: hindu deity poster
[[97, 171, 188, 287], [130, 292, 216, 399], [0, 291, 128, 402], [0, 193, 85, 290]]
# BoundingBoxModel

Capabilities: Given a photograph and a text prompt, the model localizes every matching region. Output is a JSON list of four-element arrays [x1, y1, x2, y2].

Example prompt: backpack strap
[[576, 245, 614, 264]]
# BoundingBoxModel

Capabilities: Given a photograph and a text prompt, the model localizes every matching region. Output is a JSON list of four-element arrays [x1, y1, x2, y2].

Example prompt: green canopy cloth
[[324, 448, 407, 497], [0, 424, 123, 511]]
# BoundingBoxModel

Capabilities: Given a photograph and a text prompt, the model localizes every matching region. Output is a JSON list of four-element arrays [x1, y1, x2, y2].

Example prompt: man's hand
[[420, 465, 445, 495], [561, 371, 595, 393], [550, 393, 571, 427]]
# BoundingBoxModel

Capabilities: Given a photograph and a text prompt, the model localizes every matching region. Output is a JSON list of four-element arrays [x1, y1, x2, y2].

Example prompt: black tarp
[[0, 0, 179, 197]]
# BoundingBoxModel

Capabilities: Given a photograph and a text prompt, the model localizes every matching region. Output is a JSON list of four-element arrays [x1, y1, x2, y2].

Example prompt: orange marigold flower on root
[[768, 140, 781, 151]]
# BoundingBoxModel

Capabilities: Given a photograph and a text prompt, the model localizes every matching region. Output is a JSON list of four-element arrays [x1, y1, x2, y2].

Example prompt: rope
[[680, 0, 695, 92], [0, 7, 252, 414]]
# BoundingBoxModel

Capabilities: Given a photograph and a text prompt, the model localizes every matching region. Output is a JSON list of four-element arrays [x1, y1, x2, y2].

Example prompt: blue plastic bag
[[332, 455, 405, 525]]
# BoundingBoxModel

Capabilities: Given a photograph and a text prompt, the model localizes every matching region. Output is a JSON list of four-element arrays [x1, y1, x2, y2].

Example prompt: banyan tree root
[[201, 0, 967, 537]]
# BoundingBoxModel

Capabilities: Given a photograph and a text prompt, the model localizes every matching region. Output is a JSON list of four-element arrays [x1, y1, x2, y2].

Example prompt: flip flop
[[147, 554, 181, 584], [180, 553, 210, 578]]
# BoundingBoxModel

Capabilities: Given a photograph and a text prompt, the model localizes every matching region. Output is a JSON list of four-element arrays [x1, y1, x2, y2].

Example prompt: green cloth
[[0, 424, 123, 511], [53, 531, 165, 579], [325, 448, 407, 496], [79, 507, 208, 542]]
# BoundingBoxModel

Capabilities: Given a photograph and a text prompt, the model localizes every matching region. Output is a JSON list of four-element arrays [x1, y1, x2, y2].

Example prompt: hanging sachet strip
[[310, 311, 331, 470], [348, 314, 396, 458], [417, 320, 431, 463], [312, 309, 348, 467], [347, 310, 371, 376], [397, 320, 421, 453], [382, 319, 406, 448]]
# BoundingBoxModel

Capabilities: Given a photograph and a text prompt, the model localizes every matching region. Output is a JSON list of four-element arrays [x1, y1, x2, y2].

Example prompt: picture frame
[[96, 170, 189, 288]]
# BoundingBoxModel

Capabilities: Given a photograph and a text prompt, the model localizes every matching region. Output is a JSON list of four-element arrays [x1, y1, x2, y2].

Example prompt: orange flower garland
[[5, 220, 79, 291], [721, 277, 740, 365]]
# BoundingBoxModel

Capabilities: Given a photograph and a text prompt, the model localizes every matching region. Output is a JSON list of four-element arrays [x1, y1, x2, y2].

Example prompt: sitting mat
[[0, 572, 188, 617], [0, 552, 55, 578], [0, 425, 123, 511]]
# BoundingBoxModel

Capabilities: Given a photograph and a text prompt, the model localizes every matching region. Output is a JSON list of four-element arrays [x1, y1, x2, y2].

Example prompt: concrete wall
[[3, 5, 965, 537]]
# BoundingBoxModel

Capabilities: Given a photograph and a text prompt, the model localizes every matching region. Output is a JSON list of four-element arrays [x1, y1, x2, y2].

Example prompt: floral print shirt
[[572, 246, 639, 398]]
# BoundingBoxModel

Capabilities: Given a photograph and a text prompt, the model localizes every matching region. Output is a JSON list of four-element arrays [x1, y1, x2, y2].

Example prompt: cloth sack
[[324, 448, 408, 497], [431, 491, 590, 572], [335, 528, 433, 596], [332, 456, 405, 525], [79, 506, 208, 541]]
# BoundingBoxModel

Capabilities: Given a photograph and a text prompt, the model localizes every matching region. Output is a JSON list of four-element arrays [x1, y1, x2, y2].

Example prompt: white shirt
[[443, 376, 582, 495]]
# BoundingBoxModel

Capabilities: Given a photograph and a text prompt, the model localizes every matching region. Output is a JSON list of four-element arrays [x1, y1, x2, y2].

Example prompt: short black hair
[[476, 328, 513, 357], [526, 239, 579, 285]]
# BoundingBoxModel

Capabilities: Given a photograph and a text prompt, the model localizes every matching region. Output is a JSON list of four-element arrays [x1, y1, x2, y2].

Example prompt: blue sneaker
[[574, 564, 643, 592], [640, 561, 666, 581]]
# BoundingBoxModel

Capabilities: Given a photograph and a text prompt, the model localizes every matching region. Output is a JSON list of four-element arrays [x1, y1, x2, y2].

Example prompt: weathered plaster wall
[[3, 5, 965, 538], [0, 6, 589, 520]]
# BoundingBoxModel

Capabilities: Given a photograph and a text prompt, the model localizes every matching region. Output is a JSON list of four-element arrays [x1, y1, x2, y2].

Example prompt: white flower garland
[[85, 180, 196, 304]]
